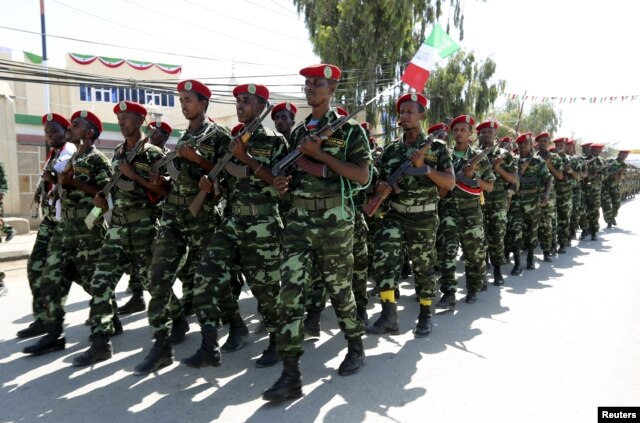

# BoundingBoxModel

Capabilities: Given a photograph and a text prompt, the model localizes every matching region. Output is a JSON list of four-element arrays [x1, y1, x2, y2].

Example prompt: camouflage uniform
[[277, 108, 369, 359], [508, 155, 550, 256], [192, 125, 287, 334], [88, 141, 169, 336], [483, 147, 517, 267], [0, 160, 14, 239], [147, 120, 229, 336], [569, 153, 585, 238], [438, 146, 495, 294], [555, 151, 575, 249], [602, 159, 626, 225], [39, 145, 113, 326], [583, 155, 607, 235], [538, 151, 562, 253], [372, 132, 450, 300]]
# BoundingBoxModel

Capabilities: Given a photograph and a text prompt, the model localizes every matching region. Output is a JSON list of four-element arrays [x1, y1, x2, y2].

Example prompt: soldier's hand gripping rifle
[[454, 146, 495, 196], [362, 134, 436, 217], [31, 152, 56, 219], [188, 103, 274, 217], [55, 145, 83, 201], [149, 124, 215, 181], [84, 137, 147, 229]]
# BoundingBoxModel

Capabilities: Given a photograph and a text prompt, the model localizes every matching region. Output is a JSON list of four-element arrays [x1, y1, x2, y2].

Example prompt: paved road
[[1, 198, 639, 423]]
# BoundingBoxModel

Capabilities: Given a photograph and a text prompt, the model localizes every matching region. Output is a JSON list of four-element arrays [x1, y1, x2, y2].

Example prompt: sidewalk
[[0, 232, 36, 262]]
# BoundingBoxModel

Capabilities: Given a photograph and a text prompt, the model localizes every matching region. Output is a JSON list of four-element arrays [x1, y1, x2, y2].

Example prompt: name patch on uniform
[[325, 137, 345, 148], [135, 162, 151, 173], [199, 144, 215, 155], [425, 153, 438, 163], [249, 148, 271, 157], [74, 166, 90, 176]]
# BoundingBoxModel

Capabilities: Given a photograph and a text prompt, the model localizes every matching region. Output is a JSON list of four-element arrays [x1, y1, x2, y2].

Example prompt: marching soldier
[[367, 93, 454, 336], [582, 143, 607, 240], [535, 133, 563, 262], [602, 150, 629, 228], [272, 102, 297, 142], [264, 64, 370, 402], [552, 137, 579, 252], [24, 110, 113, 356], [566, 139, 585, 241], [133, 80, 231, 375]]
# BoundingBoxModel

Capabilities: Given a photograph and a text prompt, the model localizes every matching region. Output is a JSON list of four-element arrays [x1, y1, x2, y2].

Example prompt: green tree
[[493, 99, 562, 139]]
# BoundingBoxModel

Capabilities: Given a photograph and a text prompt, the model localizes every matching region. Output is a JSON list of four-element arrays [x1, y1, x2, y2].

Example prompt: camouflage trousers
[[482, 194, 508, 267], [570, 185, 582, 237], [306, 211, 368, 312], [610, 184, 621, 220], [372, 210, 438, 299], [40, 216, 104, 325], [277, 206, 364, 359], [148, 202, 218, 336], [555, 187, 573, 247], [601, 182, 619, 225], [365, 213, 383, 275], [27, 217, 59, 321], [582, 182, 602, 233], [88, 215, 183, 336], [538, 195, 556, 252], [508, 194, 541, 254], [127, 247, 192, 297], [193, 211, 282, 333], [438, 198, 486, 293]]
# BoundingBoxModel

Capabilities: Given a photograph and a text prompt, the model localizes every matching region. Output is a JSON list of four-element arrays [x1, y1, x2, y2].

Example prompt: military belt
[[61, 207, 91, 219], [389, 201, 436, 214], [232, 203, 274, 216], [110, 208, 155, 225], [519, 188, 538, 194], [166, 192, 197, 206], [555, 183, 572, 193], [291, 196, 343, 211], [456, 199, 480, 209]]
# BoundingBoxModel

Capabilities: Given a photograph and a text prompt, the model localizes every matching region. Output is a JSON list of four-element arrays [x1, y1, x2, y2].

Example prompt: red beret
[[553, 137, 567, 144], [233, 83, 270, 101], [335, 107, 349, 117], [71, 110, 103, 134], [396, 92, 427, 113], [427, 122, 448, 135], [618, 150, 630, 154], [42, 113, 70, 129], [271, 102, 297, 120], [450, 114, 476, 129], [515, 132, 533, 143], [300, 64, 341, 81], [360, 122, 371, 132], [581, 142, 592, 148], [590, 143, 604, 150], [565, 139, 575, 145], [476, 120, 499, 131], [230, 123, 244, 137], [500, 136, 512, 143], [177, 79, 211, 99], [535, 132, 551, 142], [548, 145, 556, 151], [148, 120, 172, 135], [113, 101, 147, 117]]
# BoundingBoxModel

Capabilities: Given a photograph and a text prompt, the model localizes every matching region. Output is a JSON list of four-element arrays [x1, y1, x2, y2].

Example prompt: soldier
[[182, 83, 288, 369], [23, 110, 113, 356], [535, 133, 563, 262], [272, 102, 297, 142], [366, 93, 454, 336], [133, 80, 230, 375], [71, 101, 173, 366], [582, 143, 607, 240], [264, 64, 370, 402], [566, 139, 585, 241], [0, 160, 15, 242], [552, 137, 580, 253], [478, 121, 517, 285], [507, 133, 551, 273], [602, 150, 629, 228], [16, 114, 78, 339], [436, 114, 494, 309]]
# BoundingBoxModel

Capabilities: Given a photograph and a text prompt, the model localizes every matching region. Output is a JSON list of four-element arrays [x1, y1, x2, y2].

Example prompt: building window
[[79, 85, 174, 107], [80, 84, 92, 101]]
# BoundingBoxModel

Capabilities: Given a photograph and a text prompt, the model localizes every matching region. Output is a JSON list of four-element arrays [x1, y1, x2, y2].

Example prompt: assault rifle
[[362, 134, 436, 217], [84, 137, 147, 229], [30, 152, 56, 219], [454, 146, 494, 196], [188, 103, 274, 217]]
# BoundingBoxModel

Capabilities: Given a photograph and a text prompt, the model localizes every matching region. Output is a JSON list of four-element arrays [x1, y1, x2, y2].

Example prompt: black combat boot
[[543, 251, 553, 263], [504, 248, 511, 263], [612, 217, 617, 226], [23, 323, 65, 356], [182, 326, 221, 368], [465, 290, 478, 304], [16, 319, 47, 339], [338, 337, 365, 376], [580, 230, 588, 240], [133, 333, 173, 376], [413, 304, 432, 338], [558, 243, 566, 254], [607, 222, 613, 229], [526, 249, 535, 270], [591, 231, 598, 241], [256, 332, 279, 368], [366, 301, 399, 335], [118, 291, 145, 315], [263, 357, 303, 402], [73, 333, 112, 367], [356, 306, 369, 327], [169, 315, 190, 344], [481, 279, 488, 292], [493, 266, 505, 286], [303, 310, 321, 338], [511, 252, 523, 276], [221, 313, 249, 352], [113, 315, 123, 336], [435, 291, 456, 310]]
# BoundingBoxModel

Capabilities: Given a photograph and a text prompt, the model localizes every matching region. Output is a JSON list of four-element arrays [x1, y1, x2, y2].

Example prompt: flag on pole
[[401, 23, 460, 91]]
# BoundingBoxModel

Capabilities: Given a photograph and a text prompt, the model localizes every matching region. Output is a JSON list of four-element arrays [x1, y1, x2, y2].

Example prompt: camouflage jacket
[[0, 160, 7, 195], [451, 145, 495, 201], [516, 154, 550, 194], [485, 146, 517, 198], [62, 145, 113, 211]]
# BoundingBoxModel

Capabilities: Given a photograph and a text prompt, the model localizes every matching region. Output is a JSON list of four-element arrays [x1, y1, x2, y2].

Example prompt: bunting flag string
[[504, 92, 638, 104], [67, 53, 181, 75]]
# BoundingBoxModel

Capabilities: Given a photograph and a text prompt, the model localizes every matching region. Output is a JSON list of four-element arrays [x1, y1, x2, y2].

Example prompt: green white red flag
[[401, 23, 460, 91]]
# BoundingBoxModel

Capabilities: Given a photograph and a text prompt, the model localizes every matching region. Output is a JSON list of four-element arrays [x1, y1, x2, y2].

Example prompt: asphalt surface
[[1, 198, 639, 423]]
